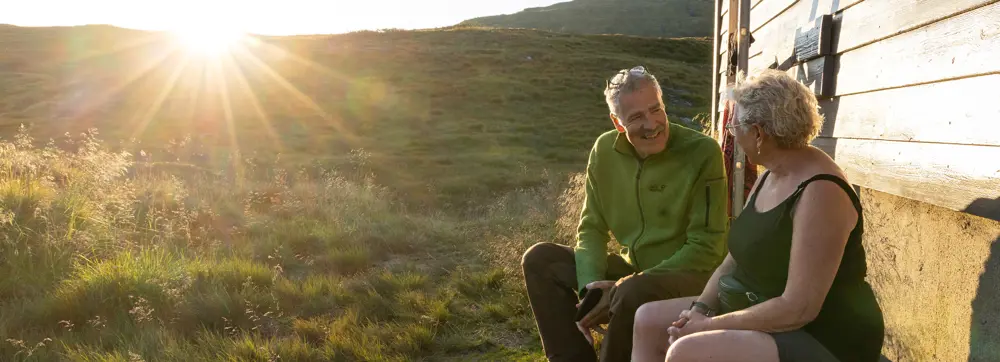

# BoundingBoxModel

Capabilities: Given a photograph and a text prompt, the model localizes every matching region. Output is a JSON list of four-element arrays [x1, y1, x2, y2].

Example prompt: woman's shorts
[[770, 330, 839, 362]]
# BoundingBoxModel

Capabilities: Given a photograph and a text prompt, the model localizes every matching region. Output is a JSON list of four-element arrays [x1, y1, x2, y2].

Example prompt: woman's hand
[[667, 309, 712, 344]]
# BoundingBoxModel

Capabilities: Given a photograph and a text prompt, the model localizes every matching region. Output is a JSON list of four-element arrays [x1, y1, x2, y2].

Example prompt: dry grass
[[0, 130, 579, 361]]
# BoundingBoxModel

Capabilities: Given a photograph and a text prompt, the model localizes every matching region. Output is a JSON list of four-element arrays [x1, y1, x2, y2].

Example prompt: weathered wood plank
[[751, 0, 992, 73], [719, 77, 735, 98], [712, 0, 723, 137], [718, 51, 737, 112], [748, 16, 834, 72], [818, 74, 1000, 146], [833, 139, 1000, 220], [787, 56, 834, 98], [728, 0, 740, 29], [721, 45, 734, 74], [794, 15, 833, 62], [748, 53, 786, 75], [744, 55, 832, 97], [748, 0, 860, 71], [721, 10, 730, 35], [839, 0, 866, 10], [732, 0, 752, 218], [719, 32, 728, 55], [737, 0, 751, 73], [836, 1, 1000, 96], [748, 0, 836, 71], [811, 136, 837, 156], [750, 0, 798, 32], [835, 0, 995, 53]]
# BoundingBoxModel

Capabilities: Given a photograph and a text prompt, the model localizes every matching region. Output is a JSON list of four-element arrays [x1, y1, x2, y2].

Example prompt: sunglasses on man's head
[[606, 66, 649, 89]]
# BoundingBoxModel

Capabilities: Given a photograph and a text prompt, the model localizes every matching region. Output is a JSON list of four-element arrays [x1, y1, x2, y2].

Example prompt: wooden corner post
[[710, 0, 724, 142], [730, 0, 751, 217]]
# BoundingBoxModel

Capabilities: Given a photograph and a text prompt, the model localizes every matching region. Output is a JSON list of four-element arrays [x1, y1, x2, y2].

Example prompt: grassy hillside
[[0, 25, 712, 206], [0, 25, 712, 361], [460, 0, 715, 38]]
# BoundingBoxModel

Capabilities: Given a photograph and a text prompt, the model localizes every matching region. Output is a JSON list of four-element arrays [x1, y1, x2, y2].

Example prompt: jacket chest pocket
[[641, 177, 727, 233], [643, 183, 684, 225]]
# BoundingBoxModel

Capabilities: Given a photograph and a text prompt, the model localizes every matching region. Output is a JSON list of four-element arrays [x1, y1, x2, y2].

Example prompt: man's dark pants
[[522, 242, 711, 362]]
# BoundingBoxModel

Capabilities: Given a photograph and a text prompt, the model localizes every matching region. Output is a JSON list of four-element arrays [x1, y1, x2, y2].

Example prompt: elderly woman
[[630, 69, 884, 362]]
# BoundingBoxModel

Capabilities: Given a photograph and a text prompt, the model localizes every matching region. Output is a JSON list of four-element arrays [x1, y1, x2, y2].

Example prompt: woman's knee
[[633, 302, 657, 331], [666, 331, 727, 362], [666, 330, 777, 362]]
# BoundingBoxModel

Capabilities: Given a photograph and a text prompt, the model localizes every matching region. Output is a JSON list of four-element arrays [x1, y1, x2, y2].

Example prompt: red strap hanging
[[720, 99, 758, 219]]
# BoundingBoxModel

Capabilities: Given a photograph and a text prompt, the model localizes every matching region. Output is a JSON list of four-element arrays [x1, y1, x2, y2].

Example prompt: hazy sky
[[2, 0, 568, 35]]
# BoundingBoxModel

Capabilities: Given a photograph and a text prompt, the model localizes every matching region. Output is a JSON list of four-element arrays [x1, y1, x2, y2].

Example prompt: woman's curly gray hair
[[732, 69, 824, 149]]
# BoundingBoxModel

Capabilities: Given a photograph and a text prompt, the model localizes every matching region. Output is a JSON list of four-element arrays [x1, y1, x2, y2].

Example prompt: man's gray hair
[[603, 66, 664, 117]]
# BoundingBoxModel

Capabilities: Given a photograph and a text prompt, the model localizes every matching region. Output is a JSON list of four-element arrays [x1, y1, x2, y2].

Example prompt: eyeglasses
[[726, 122, 748, 137], [606, 66, 649, 89]]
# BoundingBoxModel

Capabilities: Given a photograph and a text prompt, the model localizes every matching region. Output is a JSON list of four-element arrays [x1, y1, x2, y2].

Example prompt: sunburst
[[172, 23, 245, 56]]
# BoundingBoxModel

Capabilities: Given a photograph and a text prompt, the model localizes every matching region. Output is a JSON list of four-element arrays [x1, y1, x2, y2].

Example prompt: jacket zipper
[[632, 159, 646, 271]]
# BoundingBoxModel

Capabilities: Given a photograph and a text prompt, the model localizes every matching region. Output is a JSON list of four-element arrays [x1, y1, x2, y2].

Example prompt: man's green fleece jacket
[[575, 123, 729, 292]]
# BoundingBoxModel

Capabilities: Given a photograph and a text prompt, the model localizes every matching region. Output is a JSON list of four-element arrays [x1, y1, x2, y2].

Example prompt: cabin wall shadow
[[968, 198, 1000, 361]]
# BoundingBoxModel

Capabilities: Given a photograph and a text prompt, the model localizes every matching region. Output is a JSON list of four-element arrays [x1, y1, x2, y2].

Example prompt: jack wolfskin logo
[[649, 184, 667, 192]]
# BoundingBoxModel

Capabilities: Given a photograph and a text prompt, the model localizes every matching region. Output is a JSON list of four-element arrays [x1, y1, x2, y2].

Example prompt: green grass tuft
[[34, 249, 189, 328]]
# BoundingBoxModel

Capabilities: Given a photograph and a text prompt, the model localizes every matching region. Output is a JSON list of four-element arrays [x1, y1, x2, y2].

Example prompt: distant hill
[[460, 0, 715, 38]]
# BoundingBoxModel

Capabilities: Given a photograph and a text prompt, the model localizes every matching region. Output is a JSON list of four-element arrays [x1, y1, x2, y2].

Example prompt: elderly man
[[521, 66, 729, 362]]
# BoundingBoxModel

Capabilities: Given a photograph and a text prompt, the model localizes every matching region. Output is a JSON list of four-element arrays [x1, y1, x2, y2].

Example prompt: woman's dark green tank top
[[727, 171, 885, 361]]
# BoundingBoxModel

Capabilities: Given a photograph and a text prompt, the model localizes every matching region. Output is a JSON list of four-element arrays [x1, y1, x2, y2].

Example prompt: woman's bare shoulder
[[789, 147, 857, 219], [807, 146, 850, 182]]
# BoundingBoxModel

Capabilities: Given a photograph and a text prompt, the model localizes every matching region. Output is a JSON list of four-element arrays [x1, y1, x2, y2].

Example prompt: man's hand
[[576, 322, 603, 346], [576, 281, 615, 333], [667, 308, 711, 344]]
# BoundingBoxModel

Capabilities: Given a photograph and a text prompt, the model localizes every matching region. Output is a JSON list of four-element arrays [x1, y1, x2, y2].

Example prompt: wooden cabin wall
[[711, 0, 1000, 360], [745, 0, 1000, 219]]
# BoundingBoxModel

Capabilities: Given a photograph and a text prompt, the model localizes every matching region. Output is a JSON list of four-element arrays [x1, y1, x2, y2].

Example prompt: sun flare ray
[[16, 41, 177, 122], [130, 55, 190, 140], [74, 46, 177, 117], [233, 47, 359, 146], [63, 32, 165, 65], [253, 40, 352, 83], [223, 52, 284, 153], [210, 55, 244, 186]]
